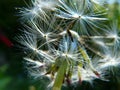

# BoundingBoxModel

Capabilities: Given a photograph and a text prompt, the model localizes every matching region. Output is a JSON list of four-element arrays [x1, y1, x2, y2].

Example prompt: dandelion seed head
[[54, 36, 82, 62], [19, 0, 58, 21], [17, 0, 120, 89], [95, 53, 120, 80], [56, 0, 107, 35], [104, 22, 120, 50], [57, 36, 81, 61]]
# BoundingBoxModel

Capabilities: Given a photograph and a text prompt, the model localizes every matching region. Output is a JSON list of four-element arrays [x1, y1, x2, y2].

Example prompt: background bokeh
[[0, 0, 120, 90]]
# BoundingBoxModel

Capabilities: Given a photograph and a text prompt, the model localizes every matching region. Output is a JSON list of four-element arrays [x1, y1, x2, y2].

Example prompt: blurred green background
[[0, 0, 120, 90], [0, 0, 32, 90]]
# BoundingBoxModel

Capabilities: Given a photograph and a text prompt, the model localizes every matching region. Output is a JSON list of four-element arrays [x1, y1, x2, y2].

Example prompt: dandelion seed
[[56, 0, 107, 34], [16, 32, 38, 54], [53, 36, 81, 61], [22, 17, 60, 50], [105, 22, 120, 50], [19, 0, 58, 21]]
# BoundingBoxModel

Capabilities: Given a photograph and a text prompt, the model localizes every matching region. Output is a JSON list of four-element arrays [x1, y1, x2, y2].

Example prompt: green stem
[[79, 47, 91, 63], [52, 60, 68, 90], [79, 47, 99, 76]]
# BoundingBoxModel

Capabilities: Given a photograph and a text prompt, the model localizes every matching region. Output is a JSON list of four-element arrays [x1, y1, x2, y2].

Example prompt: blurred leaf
[[0, 65, 11, 90], [0, 77, 11, 90]]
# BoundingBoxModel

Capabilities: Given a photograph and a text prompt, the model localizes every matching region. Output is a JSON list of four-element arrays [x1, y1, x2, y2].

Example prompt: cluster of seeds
[[17, 0, 120, 90]]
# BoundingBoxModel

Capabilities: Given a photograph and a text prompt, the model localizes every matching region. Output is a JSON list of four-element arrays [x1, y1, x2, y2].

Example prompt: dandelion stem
[[52, 60, 68, 90], [79, 39, 106, 58], [79, 46, 92, 64]]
